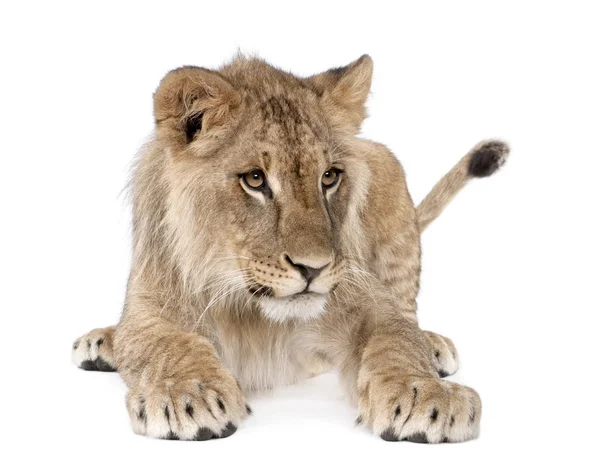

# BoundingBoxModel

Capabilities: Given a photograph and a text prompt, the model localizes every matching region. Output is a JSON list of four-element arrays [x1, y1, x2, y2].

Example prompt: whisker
[[192, 282, 248, 330]]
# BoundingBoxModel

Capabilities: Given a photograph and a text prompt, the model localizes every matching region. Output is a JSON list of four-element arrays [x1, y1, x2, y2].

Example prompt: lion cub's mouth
[[247, 285, 326, 299], [251, 289, 329, 322], [247, 285, 276, 298]]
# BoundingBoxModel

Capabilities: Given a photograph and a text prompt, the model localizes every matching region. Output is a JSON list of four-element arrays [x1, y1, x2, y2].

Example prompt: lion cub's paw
[[359, 377, 481, 443], [126, 374, 251, 441], [72, 326, 117, 372], [423, 331, 459, 378]]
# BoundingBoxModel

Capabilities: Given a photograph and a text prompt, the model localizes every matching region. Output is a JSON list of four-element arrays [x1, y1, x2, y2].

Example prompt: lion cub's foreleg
[[112, 309, 250, 441], [72, 325, 117, 372], [321, 290, 480, 444], [354, 318, 480, 443], [72, 318, 251, 440]]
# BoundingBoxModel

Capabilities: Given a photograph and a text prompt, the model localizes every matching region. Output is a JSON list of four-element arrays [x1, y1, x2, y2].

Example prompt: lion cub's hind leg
[[423, 331, 459, 378], [72, 326, 117, 372]]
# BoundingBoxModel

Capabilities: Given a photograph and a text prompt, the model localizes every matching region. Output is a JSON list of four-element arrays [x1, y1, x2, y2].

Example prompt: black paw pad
[[438, 369, 450, 378], [218, 422, 237, 439], [79, 357, 116, 372], [380, 428, 399, 442], [402, 432, 429, 444], [80, 360, 98, 371], [468, 141, 509, 177], [95, 357, 116, 372], [193, 427, 215, 441]]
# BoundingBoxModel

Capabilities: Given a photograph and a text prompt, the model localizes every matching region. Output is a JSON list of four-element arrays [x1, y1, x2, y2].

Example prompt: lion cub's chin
[[258, 294, 328, 322]]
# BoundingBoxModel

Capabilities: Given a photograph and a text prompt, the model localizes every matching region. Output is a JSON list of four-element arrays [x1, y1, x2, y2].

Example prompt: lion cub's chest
[[206, 314, 316, 392]]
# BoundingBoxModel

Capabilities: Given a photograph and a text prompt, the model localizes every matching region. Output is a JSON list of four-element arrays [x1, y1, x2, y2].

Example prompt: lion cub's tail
[[416, 140, 509, 231]]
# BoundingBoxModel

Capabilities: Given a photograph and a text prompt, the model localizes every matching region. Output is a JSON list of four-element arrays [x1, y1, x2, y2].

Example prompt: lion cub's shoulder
[[358, 138, 418, 233]]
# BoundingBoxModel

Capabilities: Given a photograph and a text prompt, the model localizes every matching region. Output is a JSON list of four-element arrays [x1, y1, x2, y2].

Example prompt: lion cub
[[72, 55, 508, 443]]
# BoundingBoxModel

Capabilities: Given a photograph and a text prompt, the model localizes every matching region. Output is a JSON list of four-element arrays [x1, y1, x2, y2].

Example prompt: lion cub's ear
[[307, 55, 373, 134], [153, 66, 241, 146]]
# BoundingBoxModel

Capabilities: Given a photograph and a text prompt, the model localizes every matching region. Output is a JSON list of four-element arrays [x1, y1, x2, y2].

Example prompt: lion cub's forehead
[[235, 92, 333, 174], [250, 93, 329, 142], [221, 60, 336, 172]]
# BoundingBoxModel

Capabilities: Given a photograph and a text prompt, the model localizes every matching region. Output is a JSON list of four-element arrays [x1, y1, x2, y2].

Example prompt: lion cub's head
[[151, 55, 373, 321]]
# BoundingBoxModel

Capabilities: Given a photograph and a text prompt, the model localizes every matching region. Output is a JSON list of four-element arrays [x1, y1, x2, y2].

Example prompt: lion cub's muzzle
[[244, 253, 345, 321]]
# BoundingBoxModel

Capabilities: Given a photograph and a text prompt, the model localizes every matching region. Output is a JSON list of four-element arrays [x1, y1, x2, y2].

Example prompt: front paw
[[126, 372, 251, 441], [72, 326, 117, 372], [358, 376, 481, 443], [423, 331, 459, 378]]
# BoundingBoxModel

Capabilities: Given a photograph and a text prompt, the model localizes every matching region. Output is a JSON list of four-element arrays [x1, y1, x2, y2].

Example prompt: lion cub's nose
[[284, 255, 330, 284]]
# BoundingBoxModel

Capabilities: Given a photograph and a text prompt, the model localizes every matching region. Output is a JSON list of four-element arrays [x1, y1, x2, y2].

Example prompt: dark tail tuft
[[417, 139, 510, 231], [468, 140, 510, 178]]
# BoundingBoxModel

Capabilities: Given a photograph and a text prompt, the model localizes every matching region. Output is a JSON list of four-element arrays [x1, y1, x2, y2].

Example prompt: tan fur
[[416, 140, 509, 231], [73, 55, 507, 443]]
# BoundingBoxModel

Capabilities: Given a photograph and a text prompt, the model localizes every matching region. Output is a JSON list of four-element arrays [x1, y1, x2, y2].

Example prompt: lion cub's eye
[[322, 168, 342, 189], [242, 169, 266, 189]]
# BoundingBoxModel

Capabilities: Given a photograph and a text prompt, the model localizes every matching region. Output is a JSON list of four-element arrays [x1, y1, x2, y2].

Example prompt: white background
[[1, 1, 599, 472]]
